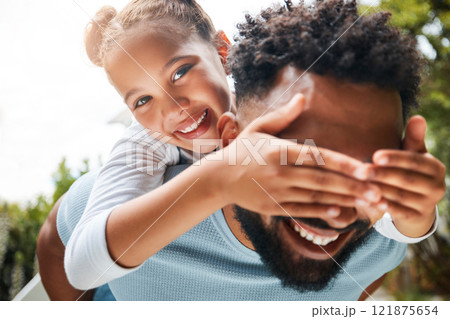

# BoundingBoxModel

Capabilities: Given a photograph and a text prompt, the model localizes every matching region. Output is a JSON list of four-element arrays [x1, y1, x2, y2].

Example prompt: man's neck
[[222, 205, 255, 251]]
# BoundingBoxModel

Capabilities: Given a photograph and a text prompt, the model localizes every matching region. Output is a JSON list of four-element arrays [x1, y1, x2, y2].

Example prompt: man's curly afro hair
[[227, 0, 424, 120]]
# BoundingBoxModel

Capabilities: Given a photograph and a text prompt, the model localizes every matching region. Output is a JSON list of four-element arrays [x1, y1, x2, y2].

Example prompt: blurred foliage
[[364, 0, 450, 300], [0, 0, 448, 302], [0, 158, 88, 300], [52, 159, 90, 205]]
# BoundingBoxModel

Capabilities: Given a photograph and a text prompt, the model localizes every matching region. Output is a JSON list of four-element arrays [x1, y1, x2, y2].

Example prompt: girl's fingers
[[264, 202, 339, 218], [277, 203, 358, 229], [367, 166, 444, 195], [285, 167, 381, 202], [374, 183, 429, 213], [402, 115, 427, 153], [276, 187, 359, 207], [357, 201, 388, 225], [373, 150, 445, 177], [285, 144, 369, 180], [381, 200, 421, 221]]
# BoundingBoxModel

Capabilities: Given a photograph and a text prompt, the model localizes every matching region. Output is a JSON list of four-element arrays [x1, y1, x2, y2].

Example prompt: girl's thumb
[[402, 115, 427, 153], [251, 93, 305, 135]]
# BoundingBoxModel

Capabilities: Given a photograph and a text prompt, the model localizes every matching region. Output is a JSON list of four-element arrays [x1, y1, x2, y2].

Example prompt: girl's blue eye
[[135, 96, 152, 109], [173, 65, 193, 82]]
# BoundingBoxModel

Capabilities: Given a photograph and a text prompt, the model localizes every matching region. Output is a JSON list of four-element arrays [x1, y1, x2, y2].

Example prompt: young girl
[[62, 0, 437, 296]]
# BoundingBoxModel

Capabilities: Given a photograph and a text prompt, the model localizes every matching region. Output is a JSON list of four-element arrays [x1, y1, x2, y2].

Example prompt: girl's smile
[[105, 28, 231, 152], [174, 108, 211, 139]]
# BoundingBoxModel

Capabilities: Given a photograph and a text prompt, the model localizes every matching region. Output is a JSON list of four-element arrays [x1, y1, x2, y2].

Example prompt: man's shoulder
[[56, 170, 100, 246]]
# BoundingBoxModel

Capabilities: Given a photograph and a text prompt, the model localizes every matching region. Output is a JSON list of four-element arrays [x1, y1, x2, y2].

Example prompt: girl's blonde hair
[[85, 0, 216, 67]]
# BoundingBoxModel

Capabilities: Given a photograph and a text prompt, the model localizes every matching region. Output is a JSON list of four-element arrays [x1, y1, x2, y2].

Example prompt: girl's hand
[[367, 115, 446, 237], [211, 94, 382, 225]]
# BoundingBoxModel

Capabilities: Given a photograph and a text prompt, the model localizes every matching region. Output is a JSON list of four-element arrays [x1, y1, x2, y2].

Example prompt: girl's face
[[105, 29, 231, 152]]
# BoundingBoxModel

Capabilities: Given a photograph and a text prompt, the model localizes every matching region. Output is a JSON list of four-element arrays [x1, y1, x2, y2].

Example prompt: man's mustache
[[275, 216, 371, 233]]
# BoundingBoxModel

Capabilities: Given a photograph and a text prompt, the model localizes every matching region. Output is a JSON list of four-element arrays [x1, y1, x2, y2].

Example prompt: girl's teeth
[[180, 110, 207, 133], [292, 223, 340, 246]]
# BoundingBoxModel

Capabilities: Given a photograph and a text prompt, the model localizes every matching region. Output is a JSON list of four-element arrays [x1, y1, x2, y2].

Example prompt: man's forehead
[[265, 66, 402, 113], [258, 66, 404, 159]]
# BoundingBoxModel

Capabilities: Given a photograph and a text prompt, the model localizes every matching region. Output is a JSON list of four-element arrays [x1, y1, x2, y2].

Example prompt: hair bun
[[85, 6, 117, 66]]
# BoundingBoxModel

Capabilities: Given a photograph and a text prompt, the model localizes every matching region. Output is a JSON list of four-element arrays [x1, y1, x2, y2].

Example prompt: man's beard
[[233, 205, 373, 292]]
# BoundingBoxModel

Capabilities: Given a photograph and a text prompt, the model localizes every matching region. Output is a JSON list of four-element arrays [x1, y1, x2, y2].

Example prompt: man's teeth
[[293, 224, 339, 246], [179, 110, 207, 133]]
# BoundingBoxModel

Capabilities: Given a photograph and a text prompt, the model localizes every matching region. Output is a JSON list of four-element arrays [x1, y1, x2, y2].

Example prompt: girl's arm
[[64, 121, 180, 289], [65, 95, 379, 290]]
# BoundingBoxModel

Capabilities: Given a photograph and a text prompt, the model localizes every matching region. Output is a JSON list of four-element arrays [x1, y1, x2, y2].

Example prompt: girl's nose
[[162, 96, 190, 116], [176, 98, 191, 116], [162, 97, 192, 129]]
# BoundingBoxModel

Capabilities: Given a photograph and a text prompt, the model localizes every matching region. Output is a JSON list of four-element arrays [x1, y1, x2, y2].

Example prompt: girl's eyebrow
[[163, 55, 190, 72], [124, 89, 141, 105]]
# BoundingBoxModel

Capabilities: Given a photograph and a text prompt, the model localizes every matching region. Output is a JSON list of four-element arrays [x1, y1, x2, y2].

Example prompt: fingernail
[[378, 201, 389, 211], [354, 166, 368, 180], [364, 189, 378, 202], [377, 157, 388, 165], [355, 199, 370, 207], [327, 206, 340, 216]]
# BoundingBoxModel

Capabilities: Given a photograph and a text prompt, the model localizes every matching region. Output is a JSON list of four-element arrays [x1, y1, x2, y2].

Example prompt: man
[[219, 0, 446, 293], [38, 0, 445, 300]]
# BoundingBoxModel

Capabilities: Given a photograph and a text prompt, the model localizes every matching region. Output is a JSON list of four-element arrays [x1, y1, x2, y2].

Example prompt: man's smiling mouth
[[292, 222, 339, 246], [282, 219, 356, 260]]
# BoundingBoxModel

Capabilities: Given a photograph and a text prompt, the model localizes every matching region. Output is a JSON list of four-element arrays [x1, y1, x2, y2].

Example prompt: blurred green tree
[[0, 158, 88, 300], [366, 0, 450, 300], [52, 158, 90, 206]]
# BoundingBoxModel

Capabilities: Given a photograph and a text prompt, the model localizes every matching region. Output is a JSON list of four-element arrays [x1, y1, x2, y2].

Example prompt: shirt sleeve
[[373, 206, 439, 244], [65, 121, 180, 290]]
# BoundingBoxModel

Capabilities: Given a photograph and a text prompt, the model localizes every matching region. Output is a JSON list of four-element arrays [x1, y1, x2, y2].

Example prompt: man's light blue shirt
[[58, 166, 406, 300]]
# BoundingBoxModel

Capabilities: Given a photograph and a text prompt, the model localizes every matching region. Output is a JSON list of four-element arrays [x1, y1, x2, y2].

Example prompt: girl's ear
[[215, 30, 231, 75], [218, 112, 239, 148]]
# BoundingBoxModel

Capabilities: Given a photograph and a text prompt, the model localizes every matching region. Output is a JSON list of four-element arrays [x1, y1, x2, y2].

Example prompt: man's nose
[[321, 207, 358, 229]]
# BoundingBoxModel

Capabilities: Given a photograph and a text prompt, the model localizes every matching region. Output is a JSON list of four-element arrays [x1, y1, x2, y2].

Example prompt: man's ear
[[218, 111, 239, 148], [215, 30, 231, 75]]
